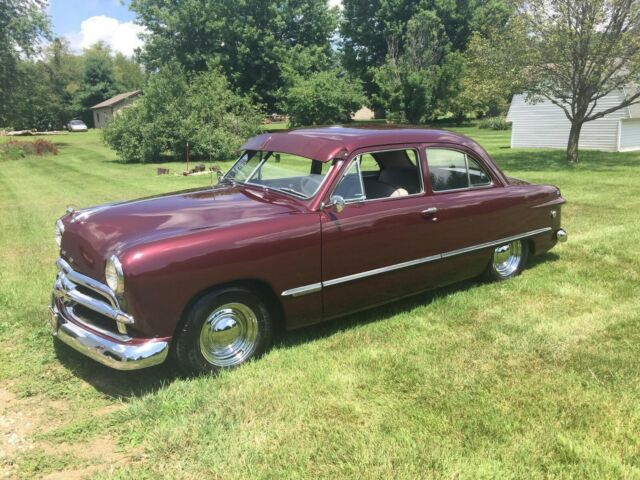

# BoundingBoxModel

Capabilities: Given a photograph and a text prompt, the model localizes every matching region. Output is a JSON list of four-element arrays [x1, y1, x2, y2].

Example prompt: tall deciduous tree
[[75, 43, 122, 125], [519, 0, 640, 163], [130, 0, 338, 110], [373, 10, 464, 123], [113, 52, 145, 91], [341, 0, 511, 103], [0, 0, 50, 127]]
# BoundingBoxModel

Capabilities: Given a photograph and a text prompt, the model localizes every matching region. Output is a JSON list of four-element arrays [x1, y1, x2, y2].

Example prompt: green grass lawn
[[1, 128, 639, 478]]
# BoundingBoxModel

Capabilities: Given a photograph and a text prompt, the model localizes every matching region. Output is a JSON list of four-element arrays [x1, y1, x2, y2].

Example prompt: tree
[[452, 26, 530, 119], [0, 0, 50, 127], [372, 10, 464, 123], [184, 70, 263, 160], [74, 43, 122, 125], [113, 53, 145, 91], [281, 69, 366, 126], [341, 0, 512, 104], [43, 38, 84, 127], [104, 66, 261, 163], [130, 0, 338, 110], [516, 0, 640, 163]]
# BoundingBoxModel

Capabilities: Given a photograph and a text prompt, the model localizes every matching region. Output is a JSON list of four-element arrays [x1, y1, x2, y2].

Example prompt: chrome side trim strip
[[440, 227, 552, 259], [281, 283, 322, 297], [322, 254, 441, 287], [280, 227, 553, 296]]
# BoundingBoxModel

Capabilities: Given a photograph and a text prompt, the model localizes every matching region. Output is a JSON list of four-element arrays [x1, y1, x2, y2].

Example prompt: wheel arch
[[172, 278, 285, 344]]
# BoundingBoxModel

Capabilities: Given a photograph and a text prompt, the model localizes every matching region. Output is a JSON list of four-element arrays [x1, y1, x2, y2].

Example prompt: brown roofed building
[[90, 90, 142, 129]]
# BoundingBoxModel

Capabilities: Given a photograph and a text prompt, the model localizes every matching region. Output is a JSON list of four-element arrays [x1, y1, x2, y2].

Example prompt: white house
[[90, 90, 141, 129], [506, 87, 640, 152]]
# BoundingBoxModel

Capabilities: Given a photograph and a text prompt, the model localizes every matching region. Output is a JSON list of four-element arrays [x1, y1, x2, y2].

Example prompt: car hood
[[61, 185, 304, 277]]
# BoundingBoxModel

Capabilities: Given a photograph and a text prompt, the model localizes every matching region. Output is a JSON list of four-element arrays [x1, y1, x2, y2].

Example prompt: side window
[[427, 149, 492, 192], [467, 157, 491, 186], [334, 158, 365, 201], [359, 153, 380, 173]]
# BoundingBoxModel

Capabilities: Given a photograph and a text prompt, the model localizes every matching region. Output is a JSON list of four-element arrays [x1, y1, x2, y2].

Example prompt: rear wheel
[[174, 287, 273, 374], [483, 239, 528, 281]]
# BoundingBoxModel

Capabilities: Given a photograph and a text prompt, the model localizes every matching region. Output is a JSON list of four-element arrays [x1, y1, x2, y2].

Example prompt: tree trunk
[[566, 121, 583, 164]]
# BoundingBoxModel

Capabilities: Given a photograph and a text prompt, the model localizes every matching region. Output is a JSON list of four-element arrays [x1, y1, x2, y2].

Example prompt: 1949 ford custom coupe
[[50, 127, 567, 373]]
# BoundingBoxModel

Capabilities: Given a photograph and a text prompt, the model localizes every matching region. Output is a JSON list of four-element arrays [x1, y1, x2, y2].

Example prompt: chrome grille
[[53, 258, 134, 335]]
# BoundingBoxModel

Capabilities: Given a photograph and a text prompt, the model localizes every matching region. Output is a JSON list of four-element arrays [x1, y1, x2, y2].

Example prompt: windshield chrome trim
[[224, 150, 335, 201], [280, 227, 552, 297]]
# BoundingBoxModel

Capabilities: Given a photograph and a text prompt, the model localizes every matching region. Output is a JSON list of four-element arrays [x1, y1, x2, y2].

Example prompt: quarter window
[[333, 158, 365, 201], [427, 149, 492, 192]]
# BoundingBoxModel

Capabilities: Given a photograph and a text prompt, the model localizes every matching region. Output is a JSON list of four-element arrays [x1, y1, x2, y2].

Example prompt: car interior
[[335, 149, 422, 201]]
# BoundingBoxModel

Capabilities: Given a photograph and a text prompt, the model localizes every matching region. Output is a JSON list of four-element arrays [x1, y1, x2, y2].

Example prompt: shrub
[[477, 116, 511, 130], [104, 66, 262, 163], [0, 139, 58, 160], [281, 70, 366, 127]]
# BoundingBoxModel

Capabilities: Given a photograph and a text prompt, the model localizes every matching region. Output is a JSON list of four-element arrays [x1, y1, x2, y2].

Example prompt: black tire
[[174, 287, 273, 374], [482, 239, 529, 282]]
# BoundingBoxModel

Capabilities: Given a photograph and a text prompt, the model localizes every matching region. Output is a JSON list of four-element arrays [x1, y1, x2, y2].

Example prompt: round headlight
[[105, 255, 124, 294], [55, 219, 65, 247]]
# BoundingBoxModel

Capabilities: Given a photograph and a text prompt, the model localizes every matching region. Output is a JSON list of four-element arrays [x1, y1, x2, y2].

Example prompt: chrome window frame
[[425, 147, 494, 194], [329, 147, 424, 205]]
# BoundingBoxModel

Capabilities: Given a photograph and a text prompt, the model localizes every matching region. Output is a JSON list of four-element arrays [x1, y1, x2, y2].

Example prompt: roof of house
[[240, 126, 484, 162], [90, 90, 141, 110]]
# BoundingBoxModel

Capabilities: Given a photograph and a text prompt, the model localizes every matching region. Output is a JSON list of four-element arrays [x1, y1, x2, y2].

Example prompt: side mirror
[[323, 195, 346, 214]]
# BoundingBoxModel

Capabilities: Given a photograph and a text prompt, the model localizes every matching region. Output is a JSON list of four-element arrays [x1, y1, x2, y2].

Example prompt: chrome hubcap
[[492, 240, 522, 277], [199, 303, 258, 367]]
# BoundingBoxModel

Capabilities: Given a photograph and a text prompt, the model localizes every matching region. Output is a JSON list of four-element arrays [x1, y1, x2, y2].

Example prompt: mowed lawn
[[1, 128, 639, 479]]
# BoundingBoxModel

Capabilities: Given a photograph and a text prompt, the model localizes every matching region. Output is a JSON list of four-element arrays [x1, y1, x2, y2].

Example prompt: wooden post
[[185, 142, 189, 174]]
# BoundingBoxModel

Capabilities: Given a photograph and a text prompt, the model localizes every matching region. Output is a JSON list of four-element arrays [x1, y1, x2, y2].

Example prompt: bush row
[[0, 139, 58, 160]]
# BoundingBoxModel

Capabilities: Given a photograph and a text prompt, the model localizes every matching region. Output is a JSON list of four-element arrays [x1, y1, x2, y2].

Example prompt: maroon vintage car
[[50, 127, 567, 373]]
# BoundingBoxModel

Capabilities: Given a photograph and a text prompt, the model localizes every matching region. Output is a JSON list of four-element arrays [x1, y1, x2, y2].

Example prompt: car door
[[418, 145, 528, 284], [320, 146, 445, 319]]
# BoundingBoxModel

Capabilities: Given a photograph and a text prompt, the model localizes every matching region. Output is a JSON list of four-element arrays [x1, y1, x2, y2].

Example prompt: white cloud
[[65, 15, 146, 57], [328, 0, 343, 8]]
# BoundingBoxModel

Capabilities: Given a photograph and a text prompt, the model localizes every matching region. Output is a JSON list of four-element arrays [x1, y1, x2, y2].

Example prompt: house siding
[[91, 95, 140, 129], [619, 119, 640, 151], [507, 91, 629, 151]]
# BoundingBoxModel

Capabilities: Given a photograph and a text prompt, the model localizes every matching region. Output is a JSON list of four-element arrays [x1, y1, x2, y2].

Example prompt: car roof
[[240, 126, 485, 162]]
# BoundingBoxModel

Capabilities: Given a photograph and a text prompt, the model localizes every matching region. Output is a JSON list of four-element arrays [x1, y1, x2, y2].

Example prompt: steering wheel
[[300, 176, 322, 196]]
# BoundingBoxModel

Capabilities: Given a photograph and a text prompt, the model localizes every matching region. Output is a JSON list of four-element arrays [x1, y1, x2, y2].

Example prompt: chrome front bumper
[[53, 258, 133, 334], [50, 302, 169, 370]]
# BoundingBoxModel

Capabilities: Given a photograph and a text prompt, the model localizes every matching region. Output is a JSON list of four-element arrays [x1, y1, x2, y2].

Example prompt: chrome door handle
[[421, 207, 438, 216]]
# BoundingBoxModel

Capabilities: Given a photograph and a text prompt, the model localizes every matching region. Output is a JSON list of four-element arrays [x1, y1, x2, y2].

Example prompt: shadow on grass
[[276, 252, 559, 349], [53, 251, 559, 399], [53, 340, 181, 399]]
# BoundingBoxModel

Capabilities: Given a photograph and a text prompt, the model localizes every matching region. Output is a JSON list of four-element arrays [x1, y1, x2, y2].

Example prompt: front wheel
[[482, 239, 528, 281], [174, 287, 273, 374]]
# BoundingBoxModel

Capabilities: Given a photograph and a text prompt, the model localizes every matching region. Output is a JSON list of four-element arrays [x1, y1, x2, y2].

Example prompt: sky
[[49, 0, 343, 57], [48, 0, 146, 56]]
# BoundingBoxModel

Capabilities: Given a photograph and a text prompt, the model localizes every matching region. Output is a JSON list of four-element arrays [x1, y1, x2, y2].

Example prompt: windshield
[[223, 151, 332, 199]]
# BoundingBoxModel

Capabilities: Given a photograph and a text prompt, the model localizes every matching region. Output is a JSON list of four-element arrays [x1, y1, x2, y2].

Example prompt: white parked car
[[66, 120, 88, 132]]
